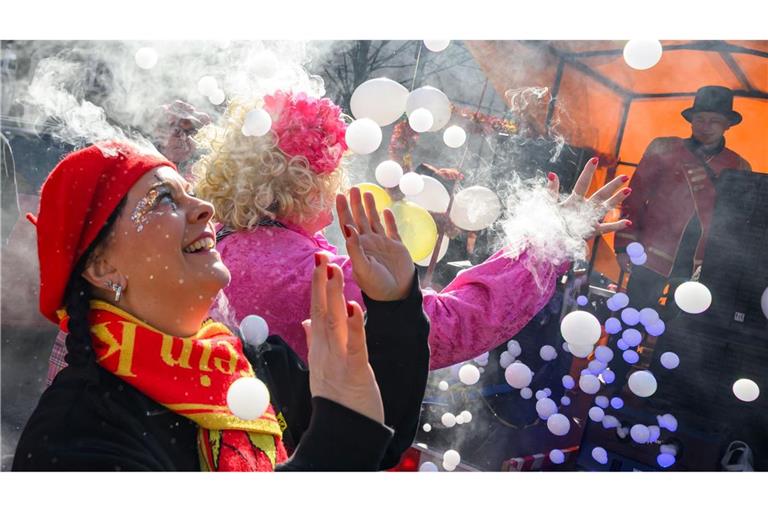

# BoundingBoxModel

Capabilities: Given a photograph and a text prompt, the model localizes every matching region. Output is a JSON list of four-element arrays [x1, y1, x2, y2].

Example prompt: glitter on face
[[130, 177, 178, 233]]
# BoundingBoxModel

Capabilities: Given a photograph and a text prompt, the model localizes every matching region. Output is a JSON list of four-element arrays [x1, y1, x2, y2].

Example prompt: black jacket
[[12, 274, 430, 471]]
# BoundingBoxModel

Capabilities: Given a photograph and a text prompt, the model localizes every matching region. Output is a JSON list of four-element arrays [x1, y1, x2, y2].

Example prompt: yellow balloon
[[390, 200, 438, 262], [354, 183, 392, 214]]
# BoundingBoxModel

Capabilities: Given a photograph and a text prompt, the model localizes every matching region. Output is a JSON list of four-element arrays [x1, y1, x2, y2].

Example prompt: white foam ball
[[520, 387, 533, 399], [648, 425, 661, 443], [562, 375, 575, 389], [505, 362, 533, 389], [605, 318, 622, 334], [660, 443, 678, 456], [628, 370, 658, 398], [547, 413, 571, 436], [441, 413, 457, 428], [733, 378, 760, 402], [646, 319, 666, 336], [761, 287, 768, 319], [602, 369, 616, 384], [535, 390, 547, 401], [549, 449, 565, 464], [674, 281, 712, 314], [657, 453, 676, 468], [630, 253, 648, 266], [438, 380, 449, 391], [623, 350, 640, 364], [346, 118, 382, 155], [399, 172, 425, 196], [640, 308, 660, 327], [540, 345, 557, 361], [579, 374, 601, 394], [561, 396, 571, 406], [660, 352, 680, 370], [589, 406, 605, 422], [623, 40, 663, 70], [208, 88, 226, 105], [621, 308, 640, 326], [612, 292, 630, 309], [443, 449, 460, 467], [577, 295, 589, 307], [627, 242, 645, 258], [588, 360, 606, 374], [424, 40, 451, 52], [562, 342, 571, 353], [617, 339, 629, 351], [419, 461, 438, 471], [241, 109, 272, 137], [443, 125, 467, 148], [506, 339, 522, 357], [374, 160, 404, 188], [473, 352, 490, 366], [617, 427, 629, 439], [443, 461, 457, 471], [240, 315, 269, 346], [536, 398, 558, 420], [595, 395, 609, 408], [623, 328, 642, 347], [226, 377, 270, 421], [561, 310, 602, 346], [458, 364, 481, 386], [408, 107, 434, 133], [422, 423, 432, 432], [594, 346, 614, 363], [659, 414, 678, 432], [592, 447, 608, 464], [499, 351, 516, 369], [197, 75, 218, 96], [134, 47, 158, 70], [459, 411, 472, 423], [630, 424, 650, 444], [568, 343, 594, 358], [602, 415, 620, 429], [455, 415, 465, 425]]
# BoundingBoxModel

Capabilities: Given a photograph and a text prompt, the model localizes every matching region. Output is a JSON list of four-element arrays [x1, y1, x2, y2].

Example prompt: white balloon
[[450, 186, 502, 231], [579, 374, 601, 394], [239, 315, 269, 346], [441, 413, 457, 428], [375, 160, 404, 188], [595, 395, 609, 409], [473, 352, 489, 366], [520, 387, 533, 399], [630, 253, 648, 266], [422, 423, 432, 432], [406, 86, 452, 132], [588, 360, 606, 374], [549, 449, 565, 464], [623, 328, 642, 347], [540, 345, 557, 361], [350, 77, 409, 127], [602, 415, 620, 430], [536, 398, 558, 420], [408, 108, 434, 133], [409, 175, 450, 213], [594, 346, 614, 363], [761, 288, 768, 319], [415, 236, 450, 267], [562, 342, 571, 353], [443, 125, 467, 148], [560, 396, 571, 406], [208, 88, 226, 105], [605, 318, 622, 334], [561, 310, 602, 346], [627, 242, 645, 258], [646, 319, 666, 336], [455, 415, 465, 425], [639, 308, 660, 327], [612, 292, 630, 309], [623, 350, 640, 364], [506, 339, 522, 358], [197, 75, 219, 96], [660, 414, 678, 432], [459, 411, 472, 423], [424, 40, 451, 52], [588, 406, 605, 422], [345, 118, 382, 155], [562, 375, 575, 389], [535, 389, 547, 401], [399, 172, 425, 196], [660, 352, 680, 370], [226, 377, 270, 421], [505, 362, 533, 389], [648, 425, 661, 443], [592, 447, 608, 464], [438, 380, 449, 391], [630, 424, 650, 444], [623, 40, 663, 70], [499, 350, 516, 369], [733, 378, 760, 402], [628, 370, 658, 398], [241, 109, 272, 137], [419, 461, 438, 471], [621, 307, 640, 326], [443, 449, 461, 467], [568, 343, 593, 358], [134, 47, 158, 70], [458, 364, 481, 386], [674, 281, 712, 314], [547, 413, 571, 436]]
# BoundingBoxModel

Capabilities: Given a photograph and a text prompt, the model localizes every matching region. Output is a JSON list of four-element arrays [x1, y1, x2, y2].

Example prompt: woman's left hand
[[548, 157, 633, 239], [335, 187, 415, 302]]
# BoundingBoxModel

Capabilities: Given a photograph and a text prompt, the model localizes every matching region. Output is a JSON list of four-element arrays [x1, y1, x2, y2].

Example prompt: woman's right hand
[[302, 252, 385, 425]]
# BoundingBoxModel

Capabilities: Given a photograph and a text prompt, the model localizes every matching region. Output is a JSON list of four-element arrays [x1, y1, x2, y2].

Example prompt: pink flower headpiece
[[262, 90, 348, 175]]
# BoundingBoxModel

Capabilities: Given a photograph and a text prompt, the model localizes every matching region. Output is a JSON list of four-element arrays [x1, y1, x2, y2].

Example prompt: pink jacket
[[216, 223, 569, 370]]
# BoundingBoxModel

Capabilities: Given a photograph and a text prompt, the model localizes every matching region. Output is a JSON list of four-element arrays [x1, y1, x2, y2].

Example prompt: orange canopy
[[467, 40, 768, 282]]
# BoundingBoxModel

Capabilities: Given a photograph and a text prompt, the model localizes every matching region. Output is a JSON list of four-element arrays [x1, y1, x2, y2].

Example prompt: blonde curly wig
[[192, 97, 346, 230]]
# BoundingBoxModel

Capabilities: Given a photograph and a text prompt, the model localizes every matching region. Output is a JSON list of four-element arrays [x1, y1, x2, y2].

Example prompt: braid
[[62, 197, 126, 366]]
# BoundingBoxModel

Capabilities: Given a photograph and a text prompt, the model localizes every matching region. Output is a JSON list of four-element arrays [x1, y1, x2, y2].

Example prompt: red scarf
[[60, 300, 287, 471]]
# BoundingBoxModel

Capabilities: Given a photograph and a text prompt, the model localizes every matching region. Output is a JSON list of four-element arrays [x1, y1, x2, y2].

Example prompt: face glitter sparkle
[[130, 178, 177, 232]]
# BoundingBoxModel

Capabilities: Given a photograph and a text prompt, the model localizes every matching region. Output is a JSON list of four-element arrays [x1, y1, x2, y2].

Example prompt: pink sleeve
[[422, 248, 569, 369]]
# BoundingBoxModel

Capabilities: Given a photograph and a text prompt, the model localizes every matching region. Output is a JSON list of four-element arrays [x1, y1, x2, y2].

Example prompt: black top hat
[[681, 86, 742, 126]]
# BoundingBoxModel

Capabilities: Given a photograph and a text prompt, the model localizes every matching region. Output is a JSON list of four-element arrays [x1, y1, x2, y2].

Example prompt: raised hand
[[335, 187, 415, 302], [302, 252, 384, 424]]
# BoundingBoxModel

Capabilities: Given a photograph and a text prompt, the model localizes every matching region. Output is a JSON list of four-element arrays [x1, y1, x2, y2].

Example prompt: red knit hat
[[28, 141, 176, 323]]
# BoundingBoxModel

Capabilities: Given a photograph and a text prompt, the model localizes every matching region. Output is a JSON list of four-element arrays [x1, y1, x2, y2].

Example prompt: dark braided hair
[[62, 198, 126, 367]]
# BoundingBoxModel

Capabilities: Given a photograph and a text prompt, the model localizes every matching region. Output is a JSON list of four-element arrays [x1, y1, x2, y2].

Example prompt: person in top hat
[[615, 85, 752, 311]]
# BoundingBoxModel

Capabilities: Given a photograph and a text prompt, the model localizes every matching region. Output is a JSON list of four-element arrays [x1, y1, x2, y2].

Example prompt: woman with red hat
[[13, 140, 428, 471]]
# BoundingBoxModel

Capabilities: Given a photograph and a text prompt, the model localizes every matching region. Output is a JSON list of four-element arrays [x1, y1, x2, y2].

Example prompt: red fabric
[[615, 137, 751, 277], [31, 141, 175, 323]]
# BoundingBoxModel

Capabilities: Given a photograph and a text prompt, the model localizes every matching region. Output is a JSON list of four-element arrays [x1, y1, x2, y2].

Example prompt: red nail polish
[[624, 188, 632, 195], [346, 303, 354, 317], [343, 225, 352, 238], [590, 157, 599, 165], [548, 172, 556, 181], [626, 220, 633, 227], [314, 253, 321, 267], [327, 266, 334, 279], [621, 175, 629, 183]]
